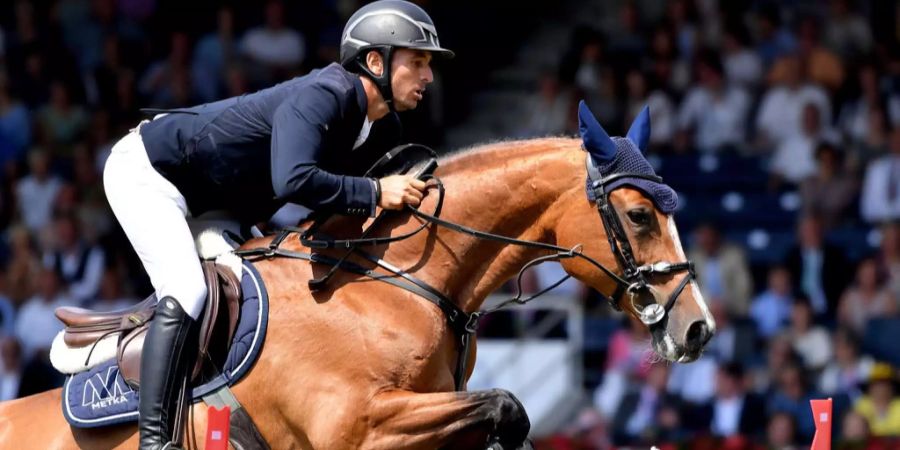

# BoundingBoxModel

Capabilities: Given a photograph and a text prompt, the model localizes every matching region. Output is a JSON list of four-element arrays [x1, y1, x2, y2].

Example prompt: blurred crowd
[[0, 0, 457, 400], [2, 0, 900, 449], [495, 0, 900, 449]]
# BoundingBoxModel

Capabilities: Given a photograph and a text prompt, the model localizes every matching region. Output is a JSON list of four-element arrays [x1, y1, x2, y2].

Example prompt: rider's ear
[[578, 100, 616, 164], [626, 105, 651, 154], [366, 50, 384, 77]]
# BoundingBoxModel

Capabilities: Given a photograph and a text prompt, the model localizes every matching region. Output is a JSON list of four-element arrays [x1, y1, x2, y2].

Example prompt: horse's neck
[[385, 139, 582, 312]]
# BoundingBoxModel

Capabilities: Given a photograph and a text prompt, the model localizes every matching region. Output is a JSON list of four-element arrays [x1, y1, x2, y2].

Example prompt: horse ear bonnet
[[578, 101, 678, 214]]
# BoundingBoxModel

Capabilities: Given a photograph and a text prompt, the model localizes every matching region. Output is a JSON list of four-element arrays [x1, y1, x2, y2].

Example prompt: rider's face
[[390, 49, 433, 111]]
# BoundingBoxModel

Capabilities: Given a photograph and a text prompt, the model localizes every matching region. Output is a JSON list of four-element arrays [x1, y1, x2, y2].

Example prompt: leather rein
[[236, 147, 694, 390]]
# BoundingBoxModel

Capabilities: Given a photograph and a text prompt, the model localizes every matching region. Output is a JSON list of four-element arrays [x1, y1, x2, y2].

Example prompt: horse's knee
[[488, 389, 530, 448]]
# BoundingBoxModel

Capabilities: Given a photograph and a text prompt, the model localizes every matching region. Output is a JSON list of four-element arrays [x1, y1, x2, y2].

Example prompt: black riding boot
[[138, 297, 198, 450]]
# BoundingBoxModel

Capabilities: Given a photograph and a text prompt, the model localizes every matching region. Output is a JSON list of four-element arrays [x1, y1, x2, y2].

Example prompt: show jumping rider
[[101, 1, 454, 447]]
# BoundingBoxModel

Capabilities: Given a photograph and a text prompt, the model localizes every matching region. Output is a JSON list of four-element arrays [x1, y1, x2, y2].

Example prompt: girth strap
[[235, 244, 476, 390]]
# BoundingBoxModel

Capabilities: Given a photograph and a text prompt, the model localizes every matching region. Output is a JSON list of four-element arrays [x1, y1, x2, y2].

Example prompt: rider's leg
[[104, 127, 207, 449]]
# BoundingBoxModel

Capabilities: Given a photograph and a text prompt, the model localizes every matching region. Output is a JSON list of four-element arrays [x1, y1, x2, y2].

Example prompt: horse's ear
[[578, 100, 617, 163], [626, 105, 651, 153]]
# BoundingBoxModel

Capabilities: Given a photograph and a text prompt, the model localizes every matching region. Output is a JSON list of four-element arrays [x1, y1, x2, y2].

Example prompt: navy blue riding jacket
[[139, 63, 400, 223]]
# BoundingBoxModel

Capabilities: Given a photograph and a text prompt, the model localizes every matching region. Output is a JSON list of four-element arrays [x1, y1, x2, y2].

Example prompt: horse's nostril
[[685, 321, 711, 349]]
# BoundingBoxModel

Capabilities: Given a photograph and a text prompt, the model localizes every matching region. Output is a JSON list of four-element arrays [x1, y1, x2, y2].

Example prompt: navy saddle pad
[[62, 260, 269, 428]]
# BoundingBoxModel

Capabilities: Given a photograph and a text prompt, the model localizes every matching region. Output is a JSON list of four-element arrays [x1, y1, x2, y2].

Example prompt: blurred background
[[0, 0, 899, 448]]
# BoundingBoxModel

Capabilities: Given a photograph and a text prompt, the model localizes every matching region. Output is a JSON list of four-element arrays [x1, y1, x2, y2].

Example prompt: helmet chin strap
[[355, 46, 396, 113]]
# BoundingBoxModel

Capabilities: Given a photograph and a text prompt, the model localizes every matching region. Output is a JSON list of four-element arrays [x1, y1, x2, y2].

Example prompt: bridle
[[584, 154, 695, 326], [236, 146, 696, 389]]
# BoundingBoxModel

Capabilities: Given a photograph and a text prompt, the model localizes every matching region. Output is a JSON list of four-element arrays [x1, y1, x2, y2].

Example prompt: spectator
[[840, 411, 871, 447], [35, 80, 90, 158], [606, 2, 645, 64], [193, 5, 239, 102], [819, 328, 873, 399], [705, 299, 755, 363], [240, 0, 305, 83], [577, 39, 619, 127], [840, 64, 884, 146], [688, 222, 753, 316], [42, 212, 105, 305], [787, 297, 833, 370], [0, 336, 22, 401], [878, 222, 900, 300], [765, 411, 799, 450], [823, 0, 873, 60], [646, 25, 690, 95], [519, 72, 571, 137], [139, 31, 196, 108], [767, 363, 816, 441], [5, 4, 51, 108], [643, 75, 677, 151], [14, 150, 62, 233], [4, 225, 40, 305], [675, 51, 750, 153], [611, 363, 678, 445], [708, 362, 767, 438], [558, 407, 612, 450], [785, 213, 851, 320], [799, 142, 857, 229], [223, 64, 250, 98], [794, 16, 845, 93], [13, 269, 73, 360], [664, 0, 698, 63], [860, 128, 900, 224], [770, 102, 839, 185], [667, 354, 718, 406], [569, 32, 604, 97], [837, 257, 896, 334], [621, 69, 676, 151], [853, 362, 900, 437], [594, 317, 655, 416], [751, 333, 800, 393], [755, 55, 831, 148], [0, 71, 31, 166], [88, 268, 137, 311], [749, 266, 794, 339], [721, 22, 762, 88], [754, 6, 797, 67], [0, 271, 16, 336], [85, 36, 129, 111], [848, 104, 889, 175]]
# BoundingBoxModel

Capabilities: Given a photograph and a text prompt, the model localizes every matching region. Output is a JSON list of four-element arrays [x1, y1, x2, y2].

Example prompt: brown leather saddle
[[54, 261, 242, 388]]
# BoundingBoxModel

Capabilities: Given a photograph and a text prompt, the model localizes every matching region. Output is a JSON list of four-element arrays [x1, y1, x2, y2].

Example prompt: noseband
[[585, 154, 695, 325]]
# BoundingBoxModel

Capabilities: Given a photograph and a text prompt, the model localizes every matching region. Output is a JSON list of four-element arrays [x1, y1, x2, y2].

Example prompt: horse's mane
[[399, 136, 578, 176]]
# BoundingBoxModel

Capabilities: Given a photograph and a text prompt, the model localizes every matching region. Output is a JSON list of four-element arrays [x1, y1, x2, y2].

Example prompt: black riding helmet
[[340, 0, 454, 110]]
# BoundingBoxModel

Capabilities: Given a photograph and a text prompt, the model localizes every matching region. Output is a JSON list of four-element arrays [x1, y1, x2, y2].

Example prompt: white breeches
[[103, 125, 207, 320]]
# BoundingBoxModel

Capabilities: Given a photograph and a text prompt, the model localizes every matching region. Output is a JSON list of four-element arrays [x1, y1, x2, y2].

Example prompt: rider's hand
[[377, 175, 428, 210]]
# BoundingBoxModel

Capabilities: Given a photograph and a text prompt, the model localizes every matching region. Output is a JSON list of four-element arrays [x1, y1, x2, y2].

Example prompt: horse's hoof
[[490, 389, 530, 448]]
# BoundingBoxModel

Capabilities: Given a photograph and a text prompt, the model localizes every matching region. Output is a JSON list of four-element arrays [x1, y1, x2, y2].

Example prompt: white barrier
[[468, 293, 585, 436]]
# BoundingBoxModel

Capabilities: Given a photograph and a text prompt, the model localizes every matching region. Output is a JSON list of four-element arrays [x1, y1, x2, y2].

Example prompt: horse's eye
[[627, 209, 652, 227]]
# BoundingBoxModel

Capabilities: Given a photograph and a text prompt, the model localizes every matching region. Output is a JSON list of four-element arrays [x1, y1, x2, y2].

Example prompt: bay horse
[[0, 103, 714, 449]]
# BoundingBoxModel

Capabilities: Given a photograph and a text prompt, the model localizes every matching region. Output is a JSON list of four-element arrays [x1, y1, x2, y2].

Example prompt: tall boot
[[138, 297, 198, 450]]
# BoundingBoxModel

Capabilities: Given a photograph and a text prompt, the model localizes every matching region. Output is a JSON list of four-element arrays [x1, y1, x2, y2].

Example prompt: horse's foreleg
[[361, 388, 530, 450]]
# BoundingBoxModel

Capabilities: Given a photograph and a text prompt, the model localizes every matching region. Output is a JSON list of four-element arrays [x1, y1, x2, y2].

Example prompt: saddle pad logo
[[82, 366, 134, 410], [62, 260, 269, 428]]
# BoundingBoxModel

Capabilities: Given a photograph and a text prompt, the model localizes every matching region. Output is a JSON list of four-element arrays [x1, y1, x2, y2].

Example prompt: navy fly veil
[[579, 102, 678, 214]]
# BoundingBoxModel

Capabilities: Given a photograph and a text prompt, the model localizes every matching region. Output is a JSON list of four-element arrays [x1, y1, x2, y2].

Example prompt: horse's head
[[555, 101, 715, 362]]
